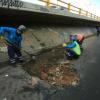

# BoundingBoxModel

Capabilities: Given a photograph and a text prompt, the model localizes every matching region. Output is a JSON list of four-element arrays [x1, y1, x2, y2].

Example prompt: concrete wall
[[22, 26, 97, 54], [0, 26, 96, 62]]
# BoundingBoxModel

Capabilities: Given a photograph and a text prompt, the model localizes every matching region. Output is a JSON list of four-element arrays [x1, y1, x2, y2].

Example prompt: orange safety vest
[[77, 34, 84, 42]]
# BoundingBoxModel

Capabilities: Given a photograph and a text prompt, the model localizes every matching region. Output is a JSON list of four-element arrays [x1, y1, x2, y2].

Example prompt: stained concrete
[[22, 26, 97, 54]]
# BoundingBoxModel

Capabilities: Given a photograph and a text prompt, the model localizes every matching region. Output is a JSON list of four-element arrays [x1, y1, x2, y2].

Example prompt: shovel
[[2, 38, 36, 62]]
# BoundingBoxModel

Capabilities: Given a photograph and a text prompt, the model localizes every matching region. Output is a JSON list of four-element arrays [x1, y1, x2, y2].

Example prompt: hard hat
[[70, 35, 76, 41], [62, 43, 67, 47], [17, 25, 26, 32]]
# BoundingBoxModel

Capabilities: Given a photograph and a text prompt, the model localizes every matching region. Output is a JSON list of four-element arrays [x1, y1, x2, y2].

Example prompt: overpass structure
[[0, 1, 100, 100], [0, 0, 100, 26], [0, 0, 100, 53]]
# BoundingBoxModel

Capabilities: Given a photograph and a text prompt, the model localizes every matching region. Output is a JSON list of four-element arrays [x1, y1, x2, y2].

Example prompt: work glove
[[62, 43, 67, 47]]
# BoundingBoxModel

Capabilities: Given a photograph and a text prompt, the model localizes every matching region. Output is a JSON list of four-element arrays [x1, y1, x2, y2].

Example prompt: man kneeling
[[63, 40, 81, 59]]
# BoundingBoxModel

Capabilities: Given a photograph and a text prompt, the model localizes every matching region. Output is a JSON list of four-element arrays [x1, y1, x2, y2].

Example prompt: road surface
[[0, 36, 100, 100]]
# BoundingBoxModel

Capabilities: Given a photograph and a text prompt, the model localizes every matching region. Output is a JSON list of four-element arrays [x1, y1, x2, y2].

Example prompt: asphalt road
[[0, 36, 100, 100]]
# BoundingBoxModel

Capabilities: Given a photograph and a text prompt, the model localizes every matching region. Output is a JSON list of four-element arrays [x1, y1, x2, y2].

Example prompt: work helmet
[[70, 35, 76, 41], [17, 25, 26, 33]]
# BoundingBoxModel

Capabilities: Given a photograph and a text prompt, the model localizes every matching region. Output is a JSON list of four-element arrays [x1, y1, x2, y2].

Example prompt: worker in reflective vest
[[63, 40, 81, 59], [70, 33, 85, 51]]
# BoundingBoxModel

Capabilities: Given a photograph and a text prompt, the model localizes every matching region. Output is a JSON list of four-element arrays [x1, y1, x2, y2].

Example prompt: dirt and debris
[[40, 61, 79, 86], [23, 46, 80, 87]]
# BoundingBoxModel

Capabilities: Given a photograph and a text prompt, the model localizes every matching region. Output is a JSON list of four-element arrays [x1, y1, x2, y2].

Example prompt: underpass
[[0, 0, 100, 100]]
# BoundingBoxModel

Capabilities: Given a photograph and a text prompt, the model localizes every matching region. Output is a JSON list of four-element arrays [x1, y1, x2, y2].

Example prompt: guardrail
[[39, 0, 100, 21], [0, 0, 99, 21]]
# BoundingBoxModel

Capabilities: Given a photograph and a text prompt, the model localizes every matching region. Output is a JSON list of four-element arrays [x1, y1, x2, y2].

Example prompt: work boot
[[10, 59, 16, 65]]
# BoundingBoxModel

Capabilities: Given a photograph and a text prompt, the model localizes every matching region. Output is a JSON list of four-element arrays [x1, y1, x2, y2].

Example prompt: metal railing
[[39, 0, 100, 21]]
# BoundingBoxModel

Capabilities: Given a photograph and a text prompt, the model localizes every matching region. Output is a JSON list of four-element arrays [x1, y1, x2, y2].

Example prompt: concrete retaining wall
[[22, 26, 97, 54], [0, 26, 97, 62]]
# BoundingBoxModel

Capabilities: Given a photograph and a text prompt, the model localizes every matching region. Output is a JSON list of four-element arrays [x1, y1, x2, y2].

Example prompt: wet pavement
[[0, 36, 100, 100]]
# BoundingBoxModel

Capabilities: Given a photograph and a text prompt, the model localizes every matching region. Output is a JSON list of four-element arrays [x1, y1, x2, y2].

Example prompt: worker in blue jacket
[[0, 25, 26, 64], [70, 34, 85, 51], [63, 40, 81, 59]]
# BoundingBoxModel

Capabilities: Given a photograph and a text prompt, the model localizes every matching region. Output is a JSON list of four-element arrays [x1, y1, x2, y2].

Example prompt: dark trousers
[[66, 49, 79, 59], [97, 31, 100, 37], [7, 45, 22, 61]]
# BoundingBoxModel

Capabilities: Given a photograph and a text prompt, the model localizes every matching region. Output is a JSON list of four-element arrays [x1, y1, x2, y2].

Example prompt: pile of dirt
[[40, 61, 80, 86], [23, 47, 80, 87]]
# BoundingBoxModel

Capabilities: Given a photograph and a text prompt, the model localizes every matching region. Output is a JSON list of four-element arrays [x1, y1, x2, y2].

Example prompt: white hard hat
[[18, 25, 26, 32]]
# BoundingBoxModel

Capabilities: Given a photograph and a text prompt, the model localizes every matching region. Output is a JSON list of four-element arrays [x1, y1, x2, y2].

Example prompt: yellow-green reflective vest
[[71, 41, 81, 55]]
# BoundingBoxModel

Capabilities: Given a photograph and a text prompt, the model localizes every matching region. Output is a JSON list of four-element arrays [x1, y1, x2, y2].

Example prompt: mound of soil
[[23, 47, 80, 87]]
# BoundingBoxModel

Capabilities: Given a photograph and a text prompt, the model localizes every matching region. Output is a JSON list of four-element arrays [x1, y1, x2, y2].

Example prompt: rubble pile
[[40, 61, 80, 86], [23, 47, 80, 87]]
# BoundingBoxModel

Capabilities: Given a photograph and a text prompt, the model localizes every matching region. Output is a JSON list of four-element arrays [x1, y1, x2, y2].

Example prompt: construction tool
[[1, 37, 36, 62]]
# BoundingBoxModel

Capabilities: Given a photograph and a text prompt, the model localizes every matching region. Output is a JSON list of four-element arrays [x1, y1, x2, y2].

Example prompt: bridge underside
[[0, 8, 99, 26]]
